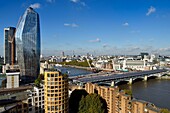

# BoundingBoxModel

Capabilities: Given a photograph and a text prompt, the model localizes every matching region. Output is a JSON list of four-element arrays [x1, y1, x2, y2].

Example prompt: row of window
[[46, 81, 67, 85], [47, 105, 67, 111], [46, 85, 66, 89], [46, 96, 68, 101], [46, 89, 68, 93], [47, 73, 59, 77], [47, 77, 66, 81]]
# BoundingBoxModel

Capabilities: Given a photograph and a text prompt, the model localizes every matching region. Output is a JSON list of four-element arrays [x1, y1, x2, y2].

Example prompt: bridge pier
[[128, 78, 133, 85], [158, 74, 162, 78], [111, 81, 115, 87], [144, 75, 147, 81]]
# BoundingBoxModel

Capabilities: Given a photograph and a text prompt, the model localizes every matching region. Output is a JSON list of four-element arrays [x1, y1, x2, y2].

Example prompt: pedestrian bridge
[[77, 69, 168, 86]]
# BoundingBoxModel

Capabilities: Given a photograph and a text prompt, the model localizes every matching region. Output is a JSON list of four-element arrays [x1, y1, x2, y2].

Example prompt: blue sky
[[1, 0, 170, 56]]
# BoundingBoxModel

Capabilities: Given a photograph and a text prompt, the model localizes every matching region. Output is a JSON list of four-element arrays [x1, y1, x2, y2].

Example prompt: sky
[[1, 0, 170, 56]]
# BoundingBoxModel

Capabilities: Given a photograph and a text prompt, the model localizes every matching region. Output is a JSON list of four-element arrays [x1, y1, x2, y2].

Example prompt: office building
[[0, 85, 44, 113], [15, 7, 41, 81], [85, 83, 123, 113], [44, 69, 69, 113], [6, 72, 19, 88], [27, 85, 45, 113], [85, 82, 160, 113], [4, 27, 16, 65]]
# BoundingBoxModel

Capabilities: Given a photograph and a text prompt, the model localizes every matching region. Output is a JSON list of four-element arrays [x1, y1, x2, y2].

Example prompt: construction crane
[[86, 58, 100, 73], [8, 29, 16, 68]]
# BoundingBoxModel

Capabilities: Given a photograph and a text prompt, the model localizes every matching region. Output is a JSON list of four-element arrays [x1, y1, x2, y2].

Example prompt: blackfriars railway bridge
[[74, 69, 168, 86]]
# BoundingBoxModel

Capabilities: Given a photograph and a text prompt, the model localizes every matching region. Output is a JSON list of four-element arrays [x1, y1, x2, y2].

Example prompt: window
[[47, 106, 50, 110], [51, 74, 54, 77], [55, 106, 58, 110], [29, 108, 32, 111], [47, 77, 50, 81], [51, 106, 54, 110], [47, 74, 50, 77], [28, 99, 32, 102], [55, 74, 58, 76]]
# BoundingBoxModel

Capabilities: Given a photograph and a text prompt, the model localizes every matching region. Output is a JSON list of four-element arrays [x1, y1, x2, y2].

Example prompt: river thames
[[119, 79, 170, 110]]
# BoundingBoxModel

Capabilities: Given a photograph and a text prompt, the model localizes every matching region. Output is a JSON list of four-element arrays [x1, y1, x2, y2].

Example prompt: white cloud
[[64, 23, 70, 26], [64, 23, 79, 28], [89, 38, 101, 43], [146, 6, 156, 16], [46, 0, 55, 3], [71, 23, 79, 27], [80, 2, 86, 6], [159, 47, 170, 52], [70, 0, 86, 6], [103, 44, 109, 48], [30, 3, 41, 9], [123, 22, 129, 26], [70, 0, 79, 3], [131, 30, 140, 33]]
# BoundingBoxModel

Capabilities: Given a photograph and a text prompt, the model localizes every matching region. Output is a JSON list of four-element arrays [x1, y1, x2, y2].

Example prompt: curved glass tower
[[16, 7, 40, 81]]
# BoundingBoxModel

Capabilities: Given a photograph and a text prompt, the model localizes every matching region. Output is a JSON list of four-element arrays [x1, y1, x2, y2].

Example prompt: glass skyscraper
[[4, 27, 16, 65], [15, 7, 40, 81]]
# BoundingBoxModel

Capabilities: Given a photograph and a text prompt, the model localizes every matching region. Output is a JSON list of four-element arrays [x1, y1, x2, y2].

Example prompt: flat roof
[[6, 72, 20, 76]]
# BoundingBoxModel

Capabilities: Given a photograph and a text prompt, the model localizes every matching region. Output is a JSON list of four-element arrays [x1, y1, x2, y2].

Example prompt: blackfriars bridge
[[76, 69, 168, 86]]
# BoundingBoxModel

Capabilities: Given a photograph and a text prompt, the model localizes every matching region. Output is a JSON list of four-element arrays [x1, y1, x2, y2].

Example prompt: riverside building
[[85, 82, 161, 113], [15, 7, 41, 82], [44, 69, 69, 113], [4, 27, 16, 65]]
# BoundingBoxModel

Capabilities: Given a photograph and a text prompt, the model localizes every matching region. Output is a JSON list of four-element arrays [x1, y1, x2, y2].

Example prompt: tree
[[69, 89, 88, 113], [39, 74, 44, 80], [124, 89, 132, 97], [161, 109, 170, 113], [78, 93, 107, 113], [34, 74, 43, 87], [34, 77, 41, 87]]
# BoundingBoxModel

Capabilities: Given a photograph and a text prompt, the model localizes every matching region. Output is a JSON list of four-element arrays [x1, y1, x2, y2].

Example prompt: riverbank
[[63, 65, 92, 71], [157, 76, 170, 80]]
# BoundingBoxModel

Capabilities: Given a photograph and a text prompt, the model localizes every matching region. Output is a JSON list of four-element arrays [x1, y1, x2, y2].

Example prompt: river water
[[119, 79, 170, 110], [55, 66, 93, 76]]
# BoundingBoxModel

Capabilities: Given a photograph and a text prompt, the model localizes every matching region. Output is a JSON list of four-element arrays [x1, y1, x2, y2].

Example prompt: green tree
[[161, 109, 170, 113], [34, 74, 43, 87], [69, 89, 88, 113], [78, 93, 107, 113], [124, 89, 132, 97], [34, 78, 41, 87]]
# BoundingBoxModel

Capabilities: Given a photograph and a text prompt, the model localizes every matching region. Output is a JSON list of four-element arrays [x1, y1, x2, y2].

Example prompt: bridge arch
[[133, 77, 144, 82], [115, 80, 129, 86], [98, 82, 111, 86]]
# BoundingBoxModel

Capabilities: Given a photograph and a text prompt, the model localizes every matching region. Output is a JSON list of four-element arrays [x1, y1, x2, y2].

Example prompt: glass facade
[[15, 7, 40, 81]]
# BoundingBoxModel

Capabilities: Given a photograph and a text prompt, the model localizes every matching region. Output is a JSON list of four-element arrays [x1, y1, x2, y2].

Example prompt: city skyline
[[1, 0, 170, 56]]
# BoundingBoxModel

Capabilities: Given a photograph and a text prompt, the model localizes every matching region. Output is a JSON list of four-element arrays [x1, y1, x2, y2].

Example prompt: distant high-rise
[[44, 70, 69, 113], [4, 27, 16, 65], [15, 7, 40, 81]]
